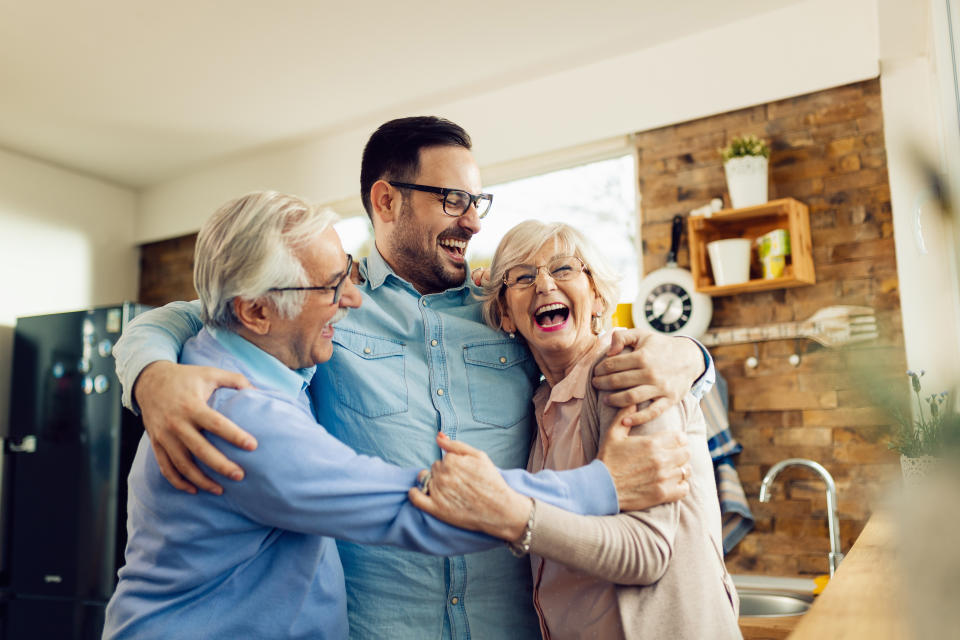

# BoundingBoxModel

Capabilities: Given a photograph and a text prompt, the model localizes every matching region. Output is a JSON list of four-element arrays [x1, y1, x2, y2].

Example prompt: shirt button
[[431, 339, 438, 347], [437, 388, 444, 396], [451, 597, 459, 605], [499, 356, 507, 363], [422, 300, 428, 307], [363, 347, 372, 354]]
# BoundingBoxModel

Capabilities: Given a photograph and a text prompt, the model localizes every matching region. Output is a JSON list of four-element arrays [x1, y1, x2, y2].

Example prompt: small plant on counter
[[719, 134, 771, 162], [888, 370, 959, 457]]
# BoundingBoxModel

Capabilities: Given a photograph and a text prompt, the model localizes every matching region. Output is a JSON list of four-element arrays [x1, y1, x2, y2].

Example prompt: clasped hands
[[409, 410, 692, 540]]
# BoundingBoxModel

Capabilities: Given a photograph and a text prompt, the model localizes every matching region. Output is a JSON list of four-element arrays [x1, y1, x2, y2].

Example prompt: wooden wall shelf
[[688, 198, 815, 296]]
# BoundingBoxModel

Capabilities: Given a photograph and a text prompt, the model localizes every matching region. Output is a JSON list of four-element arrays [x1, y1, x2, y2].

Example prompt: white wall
[[878, 0, 960, 397], [0, 148, 138, 435], [137, 0, 880, 243]]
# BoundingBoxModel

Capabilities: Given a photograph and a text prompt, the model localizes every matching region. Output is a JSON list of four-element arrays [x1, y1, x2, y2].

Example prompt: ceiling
[[0, 0, 803, 188]]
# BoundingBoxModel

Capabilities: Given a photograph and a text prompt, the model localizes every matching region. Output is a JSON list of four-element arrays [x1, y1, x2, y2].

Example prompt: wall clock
[[633, 215, 712, 337]]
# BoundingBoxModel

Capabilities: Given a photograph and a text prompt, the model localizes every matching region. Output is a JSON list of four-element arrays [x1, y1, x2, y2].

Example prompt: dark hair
[[359, 116, 472, 219]]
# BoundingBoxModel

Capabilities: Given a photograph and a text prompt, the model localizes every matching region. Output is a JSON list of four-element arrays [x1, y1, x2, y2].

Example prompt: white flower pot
[[901, 454, 937, 487], [724, 155, 769, 209]]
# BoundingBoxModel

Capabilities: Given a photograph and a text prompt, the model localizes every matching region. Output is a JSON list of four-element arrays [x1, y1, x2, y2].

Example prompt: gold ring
[[420, 471, 433, 496], [680, 467, 687, 482]]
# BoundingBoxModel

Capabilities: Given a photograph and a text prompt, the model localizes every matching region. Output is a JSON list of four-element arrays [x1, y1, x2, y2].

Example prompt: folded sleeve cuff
[[678, 335, 715, 400]]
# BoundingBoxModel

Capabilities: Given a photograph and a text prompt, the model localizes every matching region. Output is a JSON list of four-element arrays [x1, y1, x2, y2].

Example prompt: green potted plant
[[720, 134, 771, 209], [889, 370, 960, 483]]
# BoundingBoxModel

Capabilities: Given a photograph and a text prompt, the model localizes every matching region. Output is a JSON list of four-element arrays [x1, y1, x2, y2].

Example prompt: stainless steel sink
[[737, 589, 814, 617]]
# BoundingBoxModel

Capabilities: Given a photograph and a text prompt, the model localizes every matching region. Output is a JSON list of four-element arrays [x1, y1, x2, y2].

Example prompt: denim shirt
[[310, 251, 545, 639], [112, 249, 714, 640]]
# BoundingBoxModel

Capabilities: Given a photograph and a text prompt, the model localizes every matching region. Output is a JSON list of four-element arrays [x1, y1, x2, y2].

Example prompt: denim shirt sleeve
[[113, 300, 203, 413], [679, 336, 716, 400]]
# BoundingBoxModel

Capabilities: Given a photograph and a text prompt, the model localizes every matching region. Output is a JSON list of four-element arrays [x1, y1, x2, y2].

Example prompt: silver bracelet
[[507, 500, 536, 557]]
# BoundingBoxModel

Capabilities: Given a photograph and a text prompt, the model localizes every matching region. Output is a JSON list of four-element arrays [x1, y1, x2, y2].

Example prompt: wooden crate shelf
[[687, 197, 815, 296]]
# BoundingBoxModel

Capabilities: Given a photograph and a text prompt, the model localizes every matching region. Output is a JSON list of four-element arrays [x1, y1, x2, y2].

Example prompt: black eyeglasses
[[269, 254, 353, 304], [502, 256, 588, 289], [388, 181, 493, 218]]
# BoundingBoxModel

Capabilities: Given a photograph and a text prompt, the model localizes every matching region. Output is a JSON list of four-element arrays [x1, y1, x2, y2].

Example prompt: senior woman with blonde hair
[[412, 220, 740, 639]]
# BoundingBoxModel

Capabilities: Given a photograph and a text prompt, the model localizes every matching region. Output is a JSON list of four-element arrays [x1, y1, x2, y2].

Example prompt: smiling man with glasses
[[112, 116, 715, 639]]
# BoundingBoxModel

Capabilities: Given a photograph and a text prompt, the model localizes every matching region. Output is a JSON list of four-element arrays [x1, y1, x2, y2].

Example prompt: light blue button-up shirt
[[313, 250, 547, 639], [112, 249, 714, 640], [106, 326, 618, 639]]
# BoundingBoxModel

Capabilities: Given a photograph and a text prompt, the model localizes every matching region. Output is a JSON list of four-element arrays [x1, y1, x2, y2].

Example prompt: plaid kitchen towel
[[701, 374, 754, 554]]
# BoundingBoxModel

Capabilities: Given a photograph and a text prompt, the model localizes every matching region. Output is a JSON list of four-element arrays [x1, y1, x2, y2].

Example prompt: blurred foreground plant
[[888, 370, 960, 457]]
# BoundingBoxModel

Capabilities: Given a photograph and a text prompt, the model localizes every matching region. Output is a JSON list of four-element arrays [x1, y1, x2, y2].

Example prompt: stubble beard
[[389, 200, 469, 294]]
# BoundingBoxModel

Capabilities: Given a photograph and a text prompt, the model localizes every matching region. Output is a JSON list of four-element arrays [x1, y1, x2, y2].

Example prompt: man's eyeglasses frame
[[388, 181, 493, 218], [269, 254, 354, 304]]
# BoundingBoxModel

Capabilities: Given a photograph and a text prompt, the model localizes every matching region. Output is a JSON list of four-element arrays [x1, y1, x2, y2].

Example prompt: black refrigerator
[[1, 303, 149, 640]]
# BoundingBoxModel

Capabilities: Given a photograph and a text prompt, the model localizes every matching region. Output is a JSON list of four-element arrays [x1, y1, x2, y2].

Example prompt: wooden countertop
[[788, 513, 911, 639]]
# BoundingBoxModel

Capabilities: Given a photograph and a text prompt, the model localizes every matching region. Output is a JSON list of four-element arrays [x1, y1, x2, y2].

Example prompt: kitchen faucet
[[759, 458, 845, 577]]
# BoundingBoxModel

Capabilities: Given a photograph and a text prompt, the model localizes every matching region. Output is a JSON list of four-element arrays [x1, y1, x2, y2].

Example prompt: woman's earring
[[591, 313, 603, 335], [508, 332, 516, 339]]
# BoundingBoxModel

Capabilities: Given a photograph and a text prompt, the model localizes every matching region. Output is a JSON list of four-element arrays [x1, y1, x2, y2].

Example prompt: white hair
[[194, 191, 338, 330], [480, 220, 620, 331]]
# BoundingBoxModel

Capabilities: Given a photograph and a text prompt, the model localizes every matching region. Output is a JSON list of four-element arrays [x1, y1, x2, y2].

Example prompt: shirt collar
[[207, 326, 315, 400], [363, 247, 475, 297], [542, 332, 613, 411]]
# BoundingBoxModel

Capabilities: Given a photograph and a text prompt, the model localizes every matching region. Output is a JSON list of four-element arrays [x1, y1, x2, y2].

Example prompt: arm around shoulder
[[114, 300, 204, 412], [116, 301, 255, 494]]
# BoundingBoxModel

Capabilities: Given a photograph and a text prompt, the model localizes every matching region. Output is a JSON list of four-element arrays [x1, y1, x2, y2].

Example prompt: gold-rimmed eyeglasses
[[502, 256, 587, 289]]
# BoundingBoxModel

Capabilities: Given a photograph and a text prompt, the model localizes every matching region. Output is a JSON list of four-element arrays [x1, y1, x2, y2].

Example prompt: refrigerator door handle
[[7, 435, 37, 453]]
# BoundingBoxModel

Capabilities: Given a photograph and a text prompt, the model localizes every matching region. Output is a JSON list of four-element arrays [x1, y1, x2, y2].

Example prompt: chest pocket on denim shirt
[[463, 340, 533, 428], [332, 329, 408, 418]]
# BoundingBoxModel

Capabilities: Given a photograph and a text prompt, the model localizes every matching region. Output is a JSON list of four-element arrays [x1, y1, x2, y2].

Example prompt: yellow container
[[611, 303, 634, 328], [761, 254, 786, 279]]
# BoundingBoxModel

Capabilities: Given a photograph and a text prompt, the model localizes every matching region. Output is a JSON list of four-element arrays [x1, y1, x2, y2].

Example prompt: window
[[333, 215, 374, 258], [331, 152, 641, 303], [468, 154, 639, 302]]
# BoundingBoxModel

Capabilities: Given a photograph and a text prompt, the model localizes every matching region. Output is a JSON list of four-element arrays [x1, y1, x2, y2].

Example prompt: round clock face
[[633, 267, 712, 337], [643, 283, 693, 333]]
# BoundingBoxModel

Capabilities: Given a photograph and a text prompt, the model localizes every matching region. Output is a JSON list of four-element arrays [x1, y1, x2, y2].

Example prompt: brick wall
[[635, 78, 905, 576], [139, 233, 197, 306]]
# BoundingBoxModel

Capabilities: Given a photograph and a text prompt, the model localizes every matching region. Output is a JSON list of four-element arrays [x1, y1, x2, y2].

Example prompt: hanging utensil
[[701, 305, 878, 348]]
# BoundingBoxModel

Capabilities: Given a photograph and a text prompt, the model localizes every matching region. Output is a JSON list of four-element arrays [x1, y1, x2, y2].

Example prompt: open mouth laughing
[[438, 237, 468, 262], [534, 302, 570, 332], [321, 307, 349, 338]]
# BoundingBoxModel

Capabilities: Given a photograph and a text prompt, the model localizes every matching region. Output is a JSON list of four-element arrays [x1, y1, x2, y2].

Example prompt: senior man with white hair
[[103, 191, 647, 640]]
